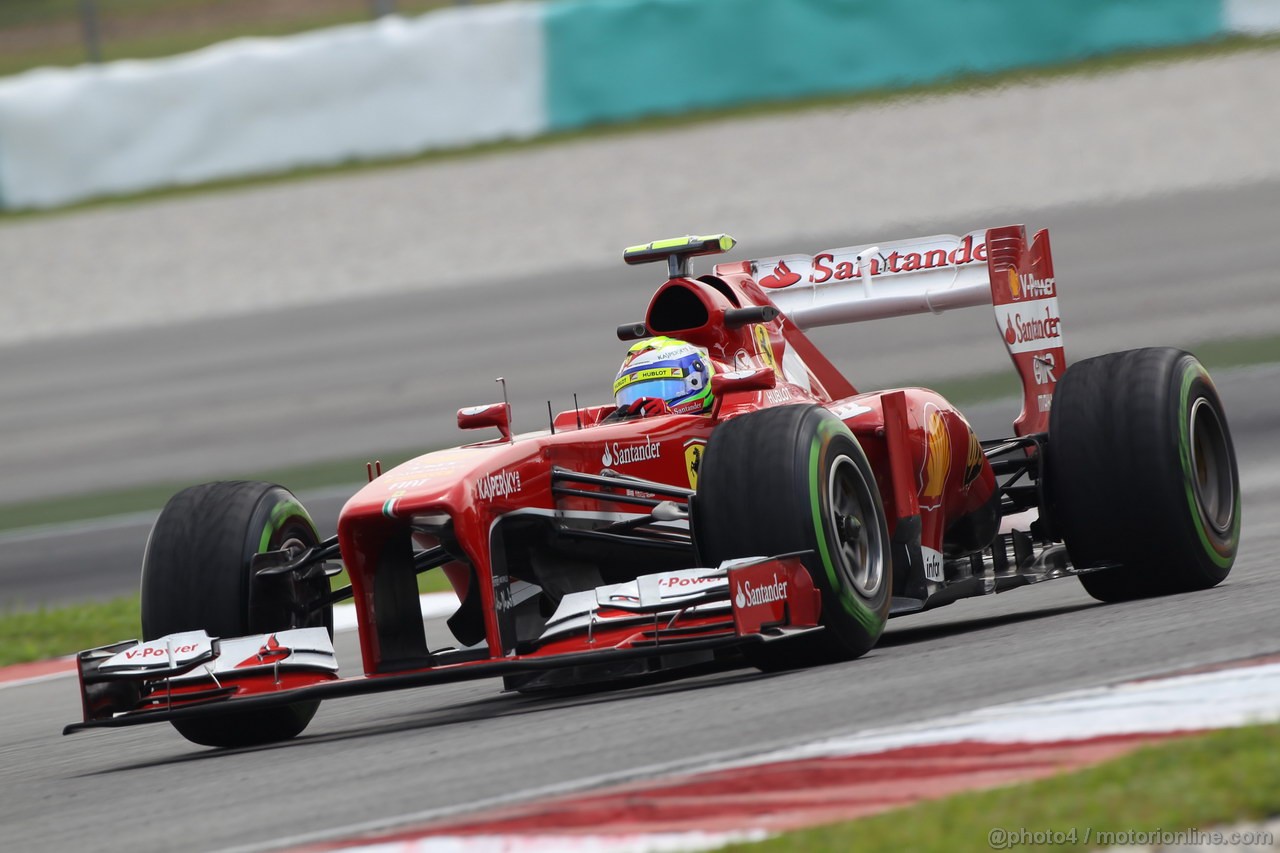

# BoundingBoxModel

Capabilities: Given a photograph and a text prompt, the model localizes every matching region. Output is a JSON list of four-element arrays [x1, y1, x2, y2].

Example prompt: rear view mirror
[[710, 366, 776, 397], [457, 403, 511, 442]]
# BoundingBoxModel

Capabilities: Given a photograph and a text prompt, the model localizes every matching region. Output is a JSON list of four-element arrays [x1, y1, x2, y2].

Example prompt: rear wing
[[722, 225, 1064, 436]]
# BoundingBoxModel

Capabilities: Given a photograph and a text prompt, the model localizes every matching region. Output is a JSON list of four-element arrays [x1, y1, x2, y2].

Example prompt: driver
[[613, 336, 715, 417]]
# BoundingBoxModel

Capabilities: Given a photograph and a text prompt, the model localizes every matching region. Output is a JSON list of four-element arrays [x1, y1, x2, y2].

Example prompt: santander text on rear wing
[[723, 225, 1064, 436]]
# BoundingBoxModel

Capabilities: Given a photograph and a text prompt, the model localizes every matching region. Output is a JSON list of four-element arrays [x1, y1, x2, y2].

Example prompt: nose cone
[[341, 444, 522, 522]]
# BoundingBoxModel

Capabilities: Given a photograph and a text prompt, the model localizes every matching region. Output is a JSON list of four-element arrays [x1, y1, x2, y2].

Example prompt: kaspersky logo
[[475, 469, 522, 500], [734, 574, 789, 608]]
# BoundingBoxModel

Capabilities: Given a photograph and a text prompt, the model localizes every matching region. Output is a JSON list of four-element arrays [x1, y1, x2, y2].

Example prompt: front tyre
[[694, 405, 892, 669], [1048, 348, 1240, 602], [141, 481, 332, 747]]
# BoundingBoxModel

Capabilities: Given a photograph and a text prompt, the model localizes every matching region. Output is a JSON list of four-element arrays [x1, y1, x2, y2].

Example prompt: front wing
[[65, 556, 821, 735]]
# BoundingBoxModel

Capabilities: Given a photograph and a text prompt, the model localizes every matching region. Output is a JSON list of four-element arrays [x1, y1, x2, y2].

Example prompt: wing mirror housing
[[723, 305, 779, 329], [710, 366, 776, 397], [457, 403, 511, 442], [617, 322, 648, 341]]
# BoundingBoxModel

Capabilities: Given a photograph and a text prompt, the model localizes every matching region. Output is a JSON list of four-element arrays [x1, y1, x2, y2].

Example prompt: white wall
[[1225, 0, 1280, 34], [0, 6, 546, 209], [0, 0, 1271, 211]]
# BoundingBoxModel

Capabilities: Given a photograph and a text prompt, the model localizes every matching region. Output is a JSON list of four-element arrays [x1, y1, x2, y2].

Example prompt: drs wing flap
[[744, 230, 994, 327]]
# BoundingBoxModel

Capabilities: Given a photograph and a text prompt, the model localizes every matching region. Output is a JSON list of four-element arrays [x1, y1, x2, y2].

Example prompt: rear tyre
[[694, 405, 891, 670], [141, 481, 332, 747], [1047, 348, 1240, 602]]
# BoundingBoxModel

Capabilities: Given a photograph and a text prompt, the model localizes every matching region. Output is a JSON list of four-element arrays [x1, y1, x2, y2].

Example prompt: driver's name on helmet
[[614, 336, 715, 415]]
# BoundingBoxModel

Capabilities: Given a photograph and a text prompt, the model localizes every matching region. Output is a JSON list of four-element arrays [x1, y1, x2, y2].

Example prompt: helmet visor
[[614, 364, 690, 408]]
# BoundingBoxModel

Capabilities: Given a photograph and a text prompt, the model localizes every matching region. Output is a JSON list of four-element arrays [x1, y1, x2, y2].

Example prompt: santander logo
[[1006, 306, 1061, 347], [756, 235, 990, 290], [734, 574, 789, 608], [995, 299, 1063, 356], [602, 438, 661, 468], [758, 260, 802, 289]]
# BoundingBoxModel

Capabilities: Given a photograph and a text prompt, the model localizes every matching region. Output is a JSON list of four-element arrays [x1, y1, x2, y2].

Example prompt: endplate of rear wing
[[725, 225, 1065, 436]]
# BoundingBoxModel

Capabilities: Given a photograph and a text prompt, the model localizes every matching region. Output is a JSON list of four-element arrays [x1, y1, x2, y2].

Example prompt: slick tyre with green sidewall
[[1048, 348, 1240, 602], [141, 481, 332, 747], [694, 405, 891, 669]]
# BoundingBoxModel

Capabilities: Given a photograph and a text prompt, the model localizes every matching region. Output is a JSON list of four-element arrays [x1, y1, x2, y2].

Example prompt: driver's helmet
[[613, 337, 715, 414]]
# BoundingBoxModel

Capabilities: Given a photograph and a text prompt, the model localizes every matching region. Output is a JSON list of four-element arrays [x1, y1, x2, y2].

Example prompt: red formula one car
[[65, 226, 1241, 748]]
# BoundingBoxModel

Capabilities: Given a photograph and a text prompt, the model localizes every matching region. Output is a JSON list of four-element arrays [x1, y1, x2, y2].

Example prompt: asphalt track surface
[[0, 180, 1278, 851], [3, 180, 1279, 609], [0, 408, 1275, 853]]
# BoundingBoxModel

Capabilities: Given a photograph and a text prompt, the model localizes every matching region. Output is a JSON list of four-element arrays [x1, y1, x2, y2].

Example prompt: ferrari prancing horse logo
[[752, 324, 779, 375], [684, 439, 706, 490]]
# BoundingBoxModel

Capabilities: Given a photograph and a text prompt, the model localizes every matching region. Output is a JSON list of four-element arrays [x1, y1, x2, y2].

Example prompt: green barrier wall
[[544, 0, 1222, 130]]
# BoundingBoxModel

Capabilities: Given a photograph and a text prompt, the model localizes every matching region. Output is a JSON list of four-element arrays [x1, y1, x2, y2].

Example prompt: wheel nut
[[837, 514, 862, 542]]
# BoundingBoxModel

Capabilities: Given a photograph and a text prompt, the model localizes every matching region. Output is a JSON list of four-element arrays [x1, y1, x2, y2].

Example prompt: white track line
[[727, 659, 1280, 768]]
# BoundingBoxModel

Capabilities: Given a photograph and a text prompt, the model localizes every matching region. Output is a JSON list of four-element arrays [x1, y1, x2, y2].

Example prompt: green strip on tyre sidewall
[[258, 496, 315, 554], [1178, 363, 1238, 568], [809, 420, 881, 634]]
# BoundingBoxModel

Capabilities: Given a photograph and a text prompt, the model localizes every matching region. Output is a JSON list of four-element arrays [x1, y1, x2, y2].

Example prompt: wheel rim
[[1188, 397, 1235, 536], [826, 454, 885, 598]]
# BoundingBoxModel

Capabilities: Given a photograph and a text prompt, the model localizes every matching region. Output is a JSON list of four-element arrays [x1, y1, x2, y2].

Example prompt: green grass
[[904, 331, 1280, 411], [916, 371, 1020, 407], [330, 565, 454, 598], [0, 11, 364, 78], [727, 723, 1280, 852], [4, 32, 1279, 221], [0, 0, 498, 79], [1181, 334, 1280, 371], [0, 596, 140, 667], [0, 569, 455, 667], [0, 447, 424, 534]]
